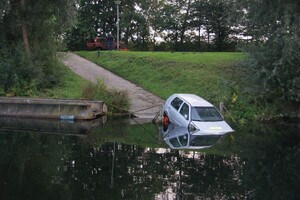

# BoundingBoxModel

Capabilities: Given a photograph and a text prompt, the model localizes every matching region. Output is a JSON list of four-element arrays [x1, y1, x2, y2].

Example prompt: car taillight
[[163, 113, 169, 132]]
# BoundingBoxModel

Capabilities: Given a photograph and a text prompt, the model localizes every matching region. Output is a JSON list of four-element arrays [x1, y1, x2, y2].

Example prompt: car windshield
[[191, 107, 223, 121]]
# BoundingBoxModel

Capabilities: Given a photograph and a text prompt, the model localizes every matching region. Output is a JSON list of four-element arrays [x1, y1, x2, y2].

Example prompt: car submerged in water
[[162, 94, 234, 136]]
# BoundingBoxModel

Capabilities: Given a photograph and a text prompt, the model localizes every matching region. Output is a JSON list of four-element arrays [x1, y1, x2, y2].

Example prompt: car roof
[[176, 94, 213, 107]]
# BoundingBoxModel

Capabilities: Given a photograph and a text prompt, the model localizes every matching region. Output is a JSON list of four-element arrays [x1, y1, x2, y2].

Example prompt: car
[[162, 94, 234, 135]]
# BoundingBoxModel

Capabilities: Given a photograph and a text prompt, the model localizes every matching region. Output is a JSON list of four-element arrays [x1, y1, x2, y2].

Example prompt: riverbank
[[42, 51, 297, 122], [76, 51, 283, 122], [61, 52, 164, 118]]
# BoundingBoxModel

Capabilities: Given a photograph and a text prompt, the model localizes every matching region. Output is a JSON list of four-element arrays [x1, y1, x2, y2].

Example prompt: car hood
[[192, 120, 234, 135]]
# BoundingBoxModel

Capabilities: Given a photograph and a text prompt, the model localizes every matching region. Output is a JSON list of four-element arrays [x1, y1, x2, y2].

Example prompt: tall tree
[[179, 0, 192, 47], [19, 0, 30, 53], [0, 0, 76, 96], [66, 0, 151, 50], [121, 0, 150, 48], [233, 0, 300, 103], [155, 0, 192, 49], [192, 0, 232, 51]]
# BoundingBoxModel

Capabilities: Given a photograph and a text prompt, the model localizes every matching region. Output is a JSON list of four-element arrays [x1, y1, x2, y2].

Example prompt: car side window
[[171, 97, 183, 110], [169, 138, 181, 147], [179, 134, 188, 146], [179, 103, 189, 120]]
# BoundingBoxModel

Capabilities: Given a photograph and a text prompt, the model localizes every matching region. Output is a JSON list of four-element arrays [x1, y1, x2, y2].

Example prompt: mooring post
[[219, 102, 225, 114]]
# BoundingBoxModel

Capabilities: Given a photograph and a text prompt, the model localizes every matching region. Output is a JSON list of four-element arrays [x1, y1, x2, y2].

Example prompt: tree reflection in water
[[0, 119, 299, 200]]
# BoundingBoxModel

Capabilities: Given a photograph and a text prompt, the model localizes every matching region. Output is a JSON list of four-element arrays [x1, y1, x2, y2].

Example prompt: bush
[[81, 80, 131, 115], [0, 44, 64, 97]]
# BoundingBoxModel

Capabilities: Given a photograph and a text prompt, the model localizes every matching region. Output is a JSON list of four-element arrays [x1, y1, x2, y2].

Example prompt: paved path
[[62, 52, 164, 119]]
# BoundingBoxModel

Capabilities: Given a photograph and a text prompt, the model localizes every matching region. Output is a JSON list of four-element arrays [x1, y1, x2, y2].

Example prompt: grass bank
[[41, 58, 130, 114], [77, 51, 244, 100], [76, 51, 265, 122], [40, 65, 86, 99]]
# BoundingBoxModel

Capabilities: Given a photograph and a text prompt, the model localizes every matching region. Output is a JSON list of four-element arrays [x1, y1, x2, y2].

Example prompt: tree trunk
[[180, 0, 191, 46], [20, 0, 30, 53], [198, 25, 201, 50], [207, 29, 210, 51]]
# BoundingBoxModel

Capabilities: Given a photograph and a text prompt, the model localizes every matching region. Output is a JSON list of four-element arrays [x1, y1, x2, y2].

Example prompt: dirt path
[[62, 52, 164, 119]]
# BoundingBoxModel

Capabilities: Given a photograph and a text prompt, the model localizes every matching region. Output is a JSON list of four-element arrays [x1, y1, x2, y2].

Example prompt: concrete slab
[[62, 52, 164, 119], [0, 97, 107, 120]]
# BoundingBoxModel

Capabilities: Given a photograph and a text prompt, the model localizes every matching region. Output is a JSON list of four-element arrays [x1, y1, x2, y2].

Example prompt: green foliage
[[65, 0, 117, 50], [10, 75, 39, 97], [0, 0, 76, 96], [0, 44, 38, 96], [81, 80, 130, 115], [191, 0, 233, 51], [64, 0, 239, 51], [40, 64, 86, 99], [0, 44, 64, 96], [233, 0, 300, 103]]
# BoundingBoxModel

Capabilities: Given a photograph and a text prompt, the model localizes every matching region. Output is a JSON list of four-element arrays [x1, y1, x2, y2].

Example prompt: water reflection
[[0, 116, 106, 135], [162, 124, 229, 150], [0, 118, 299, 200]]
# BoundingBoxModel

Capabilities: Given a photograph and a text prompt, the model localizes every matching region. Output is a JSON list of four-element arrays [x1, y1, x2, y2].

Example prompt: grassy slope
[[77, 51, 248, 118], [76, 50, 265, 122], [47, 51, 273, 121]]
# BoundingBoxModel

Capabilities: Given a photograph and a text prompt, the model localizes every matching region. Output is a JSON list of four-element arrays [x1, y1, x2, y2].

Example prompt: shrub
[[0, 44, 64, 97], [81, 80, 131, 115]]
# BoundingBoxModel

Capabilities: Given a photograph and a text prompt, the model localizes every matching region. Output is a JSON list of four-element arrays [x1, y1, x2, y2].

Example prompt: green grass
[[40, 65, 87, 99], [77, 51, 245, 104], [41, 61, 131, 114], [118, 51, 244, 64]]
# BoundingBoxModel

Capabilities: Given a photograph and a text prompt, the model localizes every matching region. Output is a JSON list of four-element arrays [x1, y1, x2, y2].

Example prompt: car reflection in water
[[162, 124, 229, 150], [162, 94, 234, 150]]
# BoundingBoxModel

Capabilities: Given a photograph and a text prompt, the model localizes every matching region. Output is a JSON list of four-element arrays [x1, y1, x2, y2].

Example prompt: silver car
[[163, 94, 234, 135]]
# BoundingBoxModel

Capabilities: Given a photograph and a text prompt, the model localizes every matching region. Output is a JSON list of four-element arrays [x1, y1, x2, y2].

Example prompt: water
[[0, 117, 299, 200]]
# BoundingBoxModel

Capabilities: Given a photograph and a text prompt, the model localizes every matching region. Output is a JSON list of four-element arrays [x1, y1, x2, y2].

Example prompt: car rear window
[[191, 107, 223, 121]]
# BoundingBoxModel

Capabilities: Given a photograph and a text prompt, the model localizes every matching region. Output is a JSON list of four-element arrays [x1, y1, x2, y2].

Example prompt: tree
[[65, 0, 154, 51], [121, 0, 150, 49], [0, 0, 76, 96], [153, 0, 192, 50], [64, 0, 240, 52], [191, 0, 233, 51], [233, 0, 300, 103]]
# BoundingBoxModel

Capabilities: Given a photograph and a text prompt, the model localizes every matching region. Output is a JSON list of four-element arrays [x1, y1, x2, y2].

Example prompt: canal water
[[0, 117, 299, 200]]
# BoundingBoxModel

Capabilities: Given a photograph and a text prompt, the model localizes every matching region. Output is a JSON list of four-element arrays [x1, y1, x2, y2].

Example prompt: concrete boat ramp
[[62, 52, 164, 119]]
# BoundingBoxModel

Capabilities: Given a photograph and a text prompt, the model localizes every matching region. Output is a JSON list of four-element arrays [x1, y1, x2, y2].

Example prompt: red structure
[[86, 37, 128, 51]]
